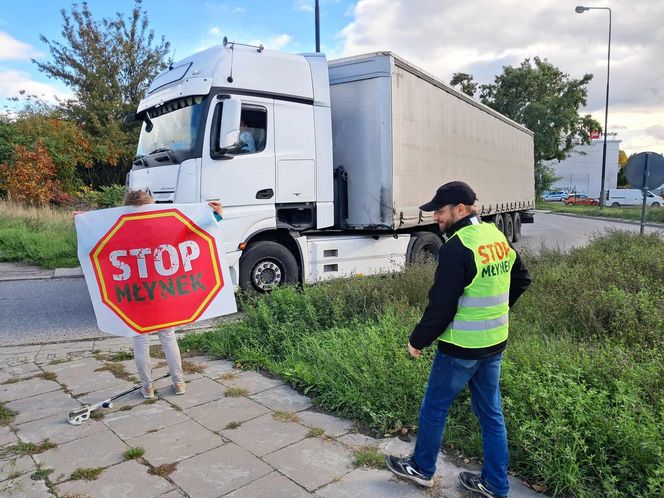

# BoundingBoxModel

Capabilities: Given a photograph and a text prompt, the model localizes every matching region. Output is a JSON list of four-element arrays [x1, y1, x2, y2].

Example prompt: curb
[[535, 209, 664, 229]]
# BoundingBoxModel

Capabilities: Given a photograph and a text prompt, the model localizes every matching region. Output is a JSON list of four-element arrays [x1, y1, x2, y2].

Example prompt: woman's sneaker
[[385, 455, 433, 488], [174, 382, 186, 395], [141, 385, 155, 399], [458, 471, 507, 498]]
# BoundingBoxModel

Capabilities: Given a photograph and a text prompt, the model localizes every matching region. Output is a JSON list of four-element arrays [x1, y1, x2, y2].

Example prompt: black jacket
[[409, 215, 532, 359]]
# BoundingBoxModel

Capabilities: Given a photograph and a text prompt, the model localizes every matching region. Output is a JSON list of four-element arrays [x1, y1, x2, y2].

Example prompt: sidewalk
[[0, 337, 544, 498], [0, 263, 82, 282]]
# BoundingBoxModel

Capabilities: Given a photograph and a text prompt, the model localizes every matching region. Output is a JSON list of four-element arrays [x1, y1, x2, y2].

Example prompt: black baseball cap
[[419, 181, 477, 212]]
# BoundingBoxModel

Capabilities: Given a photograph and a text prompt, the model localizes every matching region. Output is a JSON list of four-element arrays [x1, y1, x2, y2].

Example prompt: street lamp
[[576, 5, 612, 208]]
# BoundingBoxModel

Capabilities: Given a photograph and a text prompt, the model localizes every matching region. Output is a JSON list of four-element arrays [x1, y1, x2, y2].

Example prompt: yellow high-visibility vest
[[440, 223, 516, 348]]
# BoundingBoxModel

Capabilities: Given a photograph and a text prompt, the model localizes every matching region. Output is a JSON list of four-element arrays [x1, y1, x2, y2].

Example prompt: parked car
[[542, 190, 567, 201], [606, 188, 664, 208], [563, 194, 599, 206]]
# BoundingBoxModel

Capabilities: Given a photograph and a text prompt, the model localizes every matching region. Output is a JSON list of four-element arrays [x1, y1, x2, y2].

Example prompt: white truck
[[127, 41, 535, 292], [605, 188, 664, 208]]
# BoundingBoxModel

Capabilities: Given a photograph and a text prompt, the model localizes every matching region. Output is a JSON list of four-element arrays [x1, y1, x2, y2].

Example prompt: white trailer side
[[329, 52, 535, 230]]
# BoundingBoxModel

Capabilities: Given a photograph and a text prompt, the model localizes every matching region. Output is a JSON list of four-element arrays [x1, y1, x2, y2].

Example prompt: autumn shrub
[[0, 142, 59, 206], [78, 184, 127, 208]]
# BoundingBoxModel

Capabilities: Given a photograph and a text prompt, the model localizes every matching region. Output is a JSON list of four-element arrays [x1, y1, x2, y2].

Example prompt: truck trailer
[[127, 40, 535, 292]]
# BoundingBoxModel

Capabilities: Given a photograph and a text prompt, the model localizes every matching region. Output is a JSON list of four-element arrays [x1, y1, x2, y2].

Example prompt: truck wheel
[[407, 232, 443, 264], [503, 214, 514, 243], [494, 214, 505, 234], [611, 202, 620, 208], [511, 212, 522, 242], [239, 241, 299, 293]]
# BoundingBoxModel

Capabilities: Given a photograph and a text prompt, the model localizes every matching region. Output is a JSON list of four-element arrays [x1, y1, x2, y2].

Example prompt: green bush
[[78, 184, 126, 208], [180, 231, 664, 497]]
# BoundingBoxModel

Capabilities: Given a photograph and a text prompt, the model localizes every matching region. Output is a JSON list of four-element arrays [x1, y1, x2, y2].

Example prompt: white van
[[606, 189, 664, 207]]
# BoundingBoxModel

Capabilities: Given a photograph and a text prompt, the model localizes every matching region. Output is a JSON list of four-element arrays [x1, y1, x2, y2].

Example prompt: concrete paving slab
[[66, 370, 134, 397], [250, 384, 312, 413], [199, 359, 236, 378], [217, 370, 283, 395], [0, 455, 35, 482], [93, 337, 134, 353], [221, 413, 308, 458], [103, 401, 189, 439], [293, 410, 353, 438], [76, 384, 145, 413], [185, 396, 271, 433], [316, 468, 425, 498], [16, 413, 104, 445], [159, 490, 187, 498], [336, 432, 380, 449], [0, 378, 61, 403], [170, 442, 272, 497], [34, 428, 128, 482], [0, 262, 53, 282], [5, 389, 77, 425], [55, 460, 174, 498], [0, 358, 41, 374], [159, 377, 227, 410], [0, 472, 52, 497], [263, 437, 354, 492], [128, 419, 224, 467], [53, 267, 82, 278], [0, 427, 17, 448], [0, 345, 42, 357], [41, 357, 100, 375], [225, 470, 310, 498]]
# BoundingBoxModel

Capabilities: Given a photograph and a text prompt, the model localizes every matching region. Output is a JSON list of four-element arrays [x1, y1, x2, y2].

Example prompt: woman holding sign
[[123, 190, 223, 398]]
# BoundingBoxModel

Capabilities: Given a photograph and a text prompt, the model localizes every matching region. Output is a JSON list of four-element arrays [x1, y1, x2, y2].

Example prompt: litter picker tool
[[67, 373, 170, 425]]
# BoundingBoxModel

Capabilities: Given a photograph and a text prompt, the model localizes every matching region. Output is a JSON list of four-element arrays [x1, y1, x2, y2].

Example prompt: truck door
[[201, 97, 275, 207]]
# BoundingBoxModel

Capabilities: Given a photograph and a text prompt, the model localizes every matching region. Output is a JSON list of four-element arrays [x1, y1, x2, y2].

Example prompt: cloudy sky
[[1, 0, 662, 155]]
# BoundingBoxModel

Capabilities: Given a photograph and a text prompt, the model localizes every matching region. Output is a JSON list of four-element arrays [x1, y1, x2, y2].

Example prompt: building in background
[[546, 134, 620, 198]]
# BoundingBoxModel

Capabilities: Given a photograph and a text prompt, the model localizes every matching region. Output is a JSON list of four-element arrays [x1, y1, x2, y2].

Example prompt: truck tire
[[407, 232, 443, 264], [611, 202, 620, 208], [503, 213, 514, 243], [494, 214, 505, 235], [511, 212, 522, 242], [239, 241, 299, 293]]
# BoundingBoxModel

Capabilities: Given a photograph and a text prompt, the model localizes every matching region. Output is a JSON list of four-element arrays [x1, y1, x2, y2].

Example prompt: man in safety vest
[[386, 181, 531, 498]]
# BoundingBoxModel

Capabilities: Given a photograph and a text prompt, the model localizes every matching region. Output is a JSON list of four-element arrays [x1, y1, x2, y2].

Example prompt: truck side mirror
[[122, 112, 139, 130], [219, 97, 242, 150]]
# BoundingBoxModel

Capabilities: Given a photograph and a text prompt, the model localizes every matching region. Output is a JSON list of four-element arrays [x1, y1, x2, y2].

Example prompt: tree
[[33, 0, 170, 185], [617, 150, 629, 187], [450, 72, 478, 97], [0, 142, 59, 206], [457, 58, 601, 194]]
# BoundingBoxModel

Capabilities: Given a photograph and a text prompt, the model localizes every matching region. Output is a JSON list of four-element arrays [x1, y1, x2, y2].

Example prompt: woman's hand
[[208, 201, 223, 217]]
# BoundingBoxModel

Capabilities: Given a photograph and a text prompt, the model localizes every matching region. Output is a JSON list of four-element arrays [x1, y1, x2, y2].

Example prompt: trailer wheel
[[239, 241, 299, 293], [511, 212, 522, 242], [503, 214, 514, 243], [407, 232, 443, 264], [494, 214, 505, 235], [611, 202, 620, 208]]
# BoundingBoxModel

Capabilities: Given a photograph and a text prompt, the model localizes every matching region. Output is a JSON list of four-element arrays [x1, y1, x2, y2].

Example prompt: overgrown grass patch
[[123, 447, 145, 460], [353, 445, 385, 469], [0, 200, 78, 268], [69, 467, 104, 481], [178, 231, 664, 497]]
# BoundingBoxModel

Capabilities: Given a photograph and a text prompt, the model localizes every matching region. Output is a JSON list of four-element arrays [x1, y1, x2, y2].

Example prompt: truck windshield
[[136, 96, 205, 156]]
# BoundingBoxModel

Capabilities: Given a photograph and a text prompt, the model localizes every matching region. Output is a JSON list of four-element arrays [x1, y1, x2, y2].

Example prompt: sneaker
[[458, 471, 507, 498], [174, 382, 186, 395], [385, 455, 433, 488], [141, 385, 155, 399]]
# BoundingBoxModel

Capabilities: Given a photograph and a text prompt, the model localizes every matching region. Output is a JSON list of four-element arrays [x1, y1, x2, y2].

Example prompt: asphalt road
[[1, 212, 662, 346]]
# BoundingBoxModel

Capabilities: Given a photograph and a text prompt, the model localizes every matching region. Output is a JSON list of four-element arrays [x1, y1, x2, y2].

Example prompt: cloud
[[338, 0, 664, 155], [249, 34, 293, 50], [294, 0, 314, 12], [645, 125, 664, 141], [0, 69, 72, 105], [209, 27, 222, 36], [0, 31, 41, 61], [233, 7, 246, 14]]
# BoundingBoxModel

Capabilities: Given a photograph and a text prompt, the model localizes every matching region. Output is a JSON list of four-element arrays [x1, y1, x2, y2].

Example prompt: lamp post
[[575, 5, 611, 208]]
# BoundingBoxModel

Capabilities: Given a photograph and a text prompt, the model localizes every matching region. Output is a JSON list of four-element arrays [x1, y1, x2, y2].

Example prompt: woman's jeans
[[413, 350, 509, 497], [133, 328, 184, 387]]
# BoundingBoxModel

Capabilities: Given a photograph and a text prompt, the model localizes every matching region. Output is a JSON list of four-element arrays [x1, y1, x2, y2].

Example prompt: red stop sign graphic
[[90, 209, 223, 333]]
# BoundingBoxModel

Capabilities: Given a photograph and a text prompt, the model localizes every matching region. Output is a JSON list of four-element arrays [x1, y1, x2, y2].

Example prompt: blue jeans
[[413, 350, 509, 497]]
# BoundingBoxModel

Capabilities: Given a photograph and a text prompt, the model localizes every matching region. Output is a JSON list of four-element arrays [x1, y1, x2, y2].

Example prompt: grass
[[272, 411, 300, 423], [179, 231, 664, 498], [30, 468, 53, 481], [305, 427, 325, 438], [93, 362, 136, 382], [38, 372, 57, 381], [0, 200, 78, 268], [123, 447, 145, 460], [353, 445, 386, 469], [2, 440, 56, 457], [224, 387, 248, 397], [149, 463, 177, 477], [538, 199, 664, 223], [224, 421, 242, 430], [69, 467, 104, 481]]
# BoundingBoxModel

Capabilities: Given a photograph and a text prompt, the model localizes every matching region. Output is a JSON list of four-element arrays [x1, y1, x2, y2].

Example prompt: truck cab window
[[210, 103, 267, 157], [235, 107, 267, 155]]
